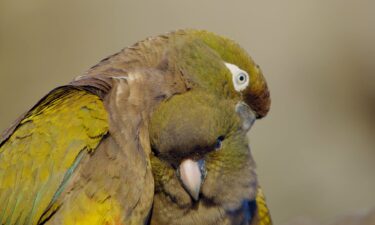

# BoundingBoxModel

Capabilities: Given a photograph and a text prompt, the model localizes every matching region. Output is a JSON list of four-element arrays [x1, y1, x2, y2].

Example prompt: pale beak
[[178, 158, 206, 201], [235, 101, 256, 131]]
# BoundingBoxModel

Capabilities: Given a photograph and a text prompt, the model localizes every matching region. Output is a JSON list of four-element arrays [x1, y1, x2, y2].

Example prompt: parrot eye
[[235, 72, 248, 85], [224, 62, 250, 92], [214, 136, 225, 150]]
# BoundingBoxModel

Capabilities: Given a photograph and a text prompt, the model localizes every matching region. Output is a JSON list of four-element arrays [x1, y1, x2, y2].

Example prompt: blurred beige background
[[0, 0, 374, 224]]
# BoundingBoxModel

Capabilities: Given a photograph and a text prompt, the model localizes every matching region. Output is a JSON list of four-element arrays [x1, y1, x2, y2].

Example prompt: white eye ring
[[225, 62, 250, 92]]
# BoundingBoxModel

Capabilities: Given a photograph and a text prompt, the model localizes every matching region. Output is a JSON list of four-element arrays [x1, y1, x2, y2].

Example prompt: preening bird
[[0, 29, 271, 225]]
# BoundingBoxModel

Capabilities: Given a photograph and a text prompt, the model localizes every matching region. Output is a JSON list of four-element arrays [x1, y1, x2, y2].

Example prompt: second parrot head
[[148, 30, 270, 209]]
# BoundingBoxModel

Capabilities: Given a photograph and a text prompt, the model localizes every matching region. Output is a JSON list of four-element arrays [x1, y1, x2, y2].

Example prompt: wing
[[250, 187, 273, 225], [36, 72, 175, 225], [0, 86, 108, 225]]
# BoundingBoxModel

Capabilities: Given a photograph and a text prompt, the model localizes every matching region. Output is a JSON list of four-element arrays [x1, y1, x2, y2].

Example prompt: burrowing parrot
[[0, 29, 272, 225]]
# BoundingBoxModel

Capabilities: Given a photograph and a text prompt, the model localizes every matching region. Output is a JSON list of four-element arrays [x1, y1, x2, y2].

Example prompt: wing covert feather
[[0, 87, 108, 225], [251, 187, 273, 225]]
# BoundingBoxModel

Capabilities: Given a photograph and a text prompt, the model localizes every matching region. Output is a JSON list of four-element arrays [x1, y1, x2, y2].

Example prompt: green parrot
[[0, 29, 271, 225]]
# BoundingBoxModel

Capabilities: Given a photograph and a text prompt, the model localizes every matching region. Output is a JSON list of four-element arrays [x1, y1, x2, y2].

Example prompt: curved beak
[[177, 159, 206, 201], [235, 102, 256, 131]]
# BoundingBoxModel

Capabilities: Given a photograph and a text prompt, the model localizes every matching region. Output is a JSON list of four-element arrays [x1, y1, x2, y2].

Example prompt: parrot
[[0, 29, 272, 225]]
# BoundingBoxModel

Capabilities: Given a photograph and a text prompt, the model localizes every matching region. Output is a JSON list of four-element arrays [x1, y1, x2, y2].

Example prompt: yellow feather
[[59, 191, 122, 225], [0, 87, 108, 225], [255, 187, 273, 225]]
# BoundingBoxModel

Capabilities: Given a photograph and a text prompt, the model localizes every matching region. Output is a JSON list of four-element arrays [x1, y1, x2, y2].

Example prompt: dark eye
[[215, 136, 225, 150]]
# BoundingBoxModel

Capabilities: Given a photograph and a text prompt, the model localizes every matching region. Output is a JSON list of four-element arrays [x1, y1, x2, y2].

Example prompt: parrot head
[[148, 30, 270, 223]]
